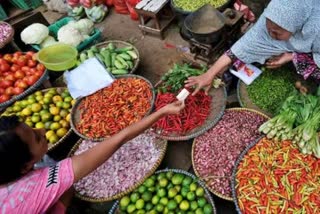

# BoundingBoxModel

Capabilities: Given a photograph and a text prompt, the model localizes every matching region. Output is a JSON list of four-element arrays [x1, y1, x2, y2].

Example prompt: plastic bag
[[67, 5, 86, 20], [114, 0, 129, 14], [125, 0, 141, 20], [106, 0, 113, 6], [85, 5, 108, 23]]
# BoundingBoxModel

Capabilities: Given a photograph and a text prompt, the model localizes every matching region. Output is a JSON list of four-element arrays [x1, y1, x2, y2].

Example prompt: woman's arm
[[71, 101, 184, 182]]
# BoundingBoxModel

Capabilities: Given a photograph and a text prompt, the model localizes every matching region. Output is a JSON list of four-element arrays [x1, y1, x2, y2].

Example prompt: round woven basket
[[192, 108, 270, 201], [0, 69, 49, 112], [0, 21, 14, 48], [95, 40, 140, 75], [153, 86, 227, 141], [68, 135, 168, 202], [108, 168, 217, 214], [70, 74, 155, 141]]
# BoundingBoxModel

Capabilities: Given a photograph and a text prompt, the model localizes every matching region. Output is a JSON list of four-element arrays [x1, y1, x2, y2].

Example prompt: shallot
[[193, 110, 267, 197], [73, 131, 164, 198], [0, 22, 13, 44]]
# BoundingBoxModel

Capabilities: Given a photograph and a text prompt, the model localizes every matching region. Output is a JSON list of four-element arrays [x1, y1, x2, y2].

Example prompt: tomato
[[13, 87, 24, 95], [29, 68, 37, 74], [0, 94, 10, 103], [26, 75, 38, 86], [15, 79, 28, 89], [34, 70, 44, 78], [5, 74, 16, 82], [27, 60, 37, 68], [36, 64, 45, 72], [5, 86, 15, 95], [11, 56, 18, 64], [2, 72, 10, 76], [10, 64, 20, 72], [21, 66, 30, 73], [16, 56, 27, 67], [26, 51, 35, 57], [3, 54, 12, 63], [13, 51, 23, 58], [0, 63, 10, 72], [0, 59, 6, 64], [14, 70, 25, 79], [1, 80, 14, 88]]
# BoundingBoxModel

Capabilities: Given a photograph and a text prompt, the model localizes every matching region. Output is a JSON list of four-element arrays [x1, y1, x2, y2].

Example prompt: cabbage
[[40, 36, 57, 48], [57, 25, 83, 47], [74, 18, 94, 36], [21, 23, 49, 44]]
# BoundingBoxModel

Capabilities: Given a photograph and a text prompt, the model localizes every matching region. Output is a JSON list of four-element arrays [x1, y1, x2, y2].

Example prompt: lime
[[25, 121, 33, 127], [172, 174, 184, 185], [45, 121, 52, 129], [61, 91, 69, 98], [20, 100, 29, 108], [189, 182, 197, 192], [135, 199, 145, 209], [62, 102, 71, 110], [43, 97, 52, 104], [182, 177, 193, 187], [141, 191, 152, 202], [49, 135, 59, 144], [120, 196, 130, 207], [166, 171, 174, 180], [28, 98, 36, 105], [47, 89, 57, 95], [52, 95, 63, 103], [35, 95, 43, 102], [56, 101, 64, 108], [59, 109, 68, 118], [168, 211, 175, 214], [159, 197, 168, 206], [53, 115, 61, 122], [196, 187, 205, 197], [35, 91, 42, 96], [126, 204, 136, 213], [21, 108, 32, 116], [180, 200, 190, 211], [40, 109, 49, 115], [66, 114, 71, 122], [56, 128, 68, 137], [190, 201, 198, 211], [35, 122, 45, 129], [45, 130, 55, 139], [186, 192, 196, 201], [159, 178, 169, 188], [42, 104, 49, 110], [41, 113, 52, 122], [197, 198, 206, 208], [12, 105, 21, 112], [71, 99, 76, 106], [166, 183, 174, 190], [145, 203, 153, 211], [49, 106, 60, 115], [203, 204, 213, 214], [195, 208, 204, 214], [136, 210, 145, 214], [31, 115, 41, 123], [157, 188, 166, 198], [50, 122, 61, 131], [174, 195, 183, 204], [175, 185, 181, 192], [130, 193, 140, 203], [151, 195, 160, 205], [157, 173, 166, 181], [156, 204, 164, 213], [167, 200, 177, 210], [59, 120, 69, 128], [148, 210, 157, 214], [163, 207, 169, 214], [138, 185, 147, 194], [168, 188, 178, 198], [181, 187, 189, 198], [64, 96, 73, 103]]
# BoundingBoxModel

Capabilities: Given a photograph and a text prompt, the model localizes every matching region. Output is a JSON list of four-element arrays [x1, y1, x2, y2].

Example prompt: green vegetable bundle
[[77, 43, 138, 75], [173, 0, 227, 12]]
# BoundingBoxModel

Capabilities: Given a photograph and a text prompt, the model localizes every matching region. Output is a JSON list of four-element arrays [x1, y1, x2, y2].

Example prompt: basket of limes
[[2, 87, 75, 151], [109, 169, 216, 214]]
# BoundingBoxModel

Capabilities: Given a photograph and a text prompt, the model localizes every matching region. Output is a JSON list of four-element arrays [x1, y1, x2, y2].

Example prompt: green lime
[[172, 174, 184, 185], [49, 106, 60, 115], [196, 187, 205, 197], [120, 196, 130, 207], [12, 105, 21, 112], [148, 187, 156, 193], [181, 186, 189, 198], [52, 95, 63, 103], [190, 201, 198, 211], [148, 210, 157, 214], [166, 171, 174, 180], [138, 185, 147, 194], [145, 203, 153, 211], [157, 173, 166, 181], [189, 182, 197, 192], [56, 101, 64, 108], [43, 97, 52, 104], [159, 178, 169, 188], [186, 192, 196, 201], [167, 200, 177, 210], [157, 188, 166, 198], [151, 195, 160, 205], [28, 98, 36, 105], [179, 200, 190, 211], [21, 108, 32, 116], [166, 183, 174, 190], [62, 102, 71, 110], [27, 94, 36, 100], [168, 188, 178, 198], [59, 109, 68, 118], [156, 204, 164, 213], [163, 207, 169, 214], [174, 195, 183, 204], [53, 115, 61, 122], [41, 113, 52, 122], [35, 95, 43, 102], [25, 121, 33, 127], [150, 175, 156, 181], [136, 210, 145, 214], [31, 115, 41, 123], [35, 91, 42, 96], [195, 208, 204, 214], [50, 122, 61, 131], [141, 191, 152, 202], [45, 130, 55, 139], [159, 197, 168, 206], [182, 177, 193, 187], [48, 134, 59, 144], [61, 91, 69, 98], [175, 185, 181, 192], [35, 122, 45, 129], [45, 121, 52, 129], [197, 198, 206, 208], [20, 100, 29, 108], [135, 199, 145, 210], [126, 204, 136, 213], [64, 96, 73, 103], [56, 128, 68, 137], [130, 193, 140, 203], [47, 89, 57, 95], [203, 204, 213, 214]]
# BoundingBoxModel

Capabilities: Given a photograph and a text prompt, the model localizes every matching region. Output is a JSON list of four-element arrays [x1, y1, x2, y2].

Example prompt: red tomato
[[26, 75, 38, 86], [0, 59, 6, 64], [5, 74, 15, 82], [29, 68, 37, 74], [0, 94, 10, 103], [26, 51, 35, 57], [21, 66, 30, 73], [12, 87, 24, 95], [0, 63, 10, 72], [34, 70, 44, 78], [3, 54, 12, 63], [27, 59, 37, 67], [0, 88, 4, 95], [15, 79, 28, 89], [5, 87, 14, 95], [13, 51, 23, 58], [1, 80, 14, 88], [14, 70, 25, 79], [11, 56, 18, 64], [2, 72, 10, 76], [36, 64, 45, 72], [16, 56, 27, 67], [10, 64, 20, 72]]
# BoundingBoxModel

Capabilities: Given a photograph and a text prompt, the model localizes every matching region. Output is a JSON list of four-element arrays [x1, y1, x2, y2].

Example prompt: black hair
[[0, 116, 32, 184]]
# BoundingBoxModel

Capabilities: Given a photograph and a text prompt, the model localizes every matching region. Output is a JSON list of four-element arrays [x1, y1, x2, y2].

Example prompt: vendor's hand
[[161, 101, 185, 115], [266, 53, 293, 69], [184, 73, 213, 96]]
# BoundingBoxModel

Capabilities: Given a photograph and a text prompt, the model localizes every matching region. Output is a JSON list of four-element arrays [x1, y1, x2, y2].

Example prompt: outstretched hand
[[266, 53, 293, 69], [184, 73, 213, 96], [161, 101, 185, 115]]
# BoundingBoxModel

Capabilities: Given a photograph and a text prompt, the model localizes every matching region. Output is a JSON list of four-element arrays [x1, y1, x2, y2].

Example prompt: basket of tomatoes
[[0, 51, 48, 110]]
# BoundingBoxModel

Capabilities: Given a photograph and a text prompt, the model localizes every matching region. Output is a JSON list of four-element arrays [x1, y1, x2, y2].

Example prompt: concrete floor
[[9, 5, 238, 214]]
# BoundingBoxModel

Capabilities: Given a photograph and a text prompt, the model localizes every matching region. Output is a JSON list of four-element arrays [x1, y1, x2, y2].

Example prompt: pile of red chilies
[[153, 90, 211, 134]]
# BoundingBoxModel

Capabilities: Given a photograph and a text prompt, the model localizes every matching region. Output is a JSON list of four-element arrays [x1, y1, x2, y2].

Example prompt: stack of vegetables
[[67, 0, 108, 22], [77, 42, 138, 75], [259, 87, 320, 158]]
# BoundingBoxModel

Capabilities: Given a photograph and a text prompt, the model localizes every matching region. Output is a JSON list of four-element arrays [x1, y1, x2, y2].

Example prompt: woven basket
[[70, 74, 155, 141], [192, 108, 270, 201], [68, 134, 168, 202], [95, 40, 140, 75], [0, 69, 49, 111], [108, 168, 217, 214], [153, 86, 227, 141], [237, 80, 273, 118]]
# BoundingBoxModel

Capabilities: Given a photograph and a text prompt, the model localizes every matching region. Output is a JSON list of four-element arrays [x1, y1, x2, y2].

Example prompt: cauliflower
[[57, 25, 83, 47], [74, 18, 94, 36], [40, 36, 57, 48], [20, 23, 49, 44]]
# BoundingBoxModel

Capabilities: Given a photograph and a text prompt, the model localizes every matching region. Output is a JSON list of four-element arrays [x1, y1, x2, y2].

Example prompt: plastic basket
[[31, 17, 102, 51], [0, 5, 8, 20], [9, 0, 42, 9]]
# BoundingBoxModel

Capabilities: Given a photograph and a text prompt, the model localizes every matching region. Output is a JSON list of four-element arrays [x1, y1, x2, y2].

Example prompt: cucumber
[[118, 53, 131, 61], [80, 53, 87, 62], [126, 50, 138, 59], [76, 60, 81, 66], [126, 60, 133, 69], [112, 69, 128, 75], [95, 53, 104, 62], [87, 50, 95, 58], [102, 50, 111, 67], [111, 53, 117, 67], [108, 43, 115, 50], [90, 46, 99, 53], [116, 55, 129, 68], [115, 46, 133, 53], [114, 60, 126, 69]]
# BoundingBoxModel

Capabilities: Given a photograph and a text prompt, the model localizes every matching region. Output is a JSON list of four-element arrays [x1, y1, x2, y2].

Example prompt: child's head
[[0, 116, 48, 184]]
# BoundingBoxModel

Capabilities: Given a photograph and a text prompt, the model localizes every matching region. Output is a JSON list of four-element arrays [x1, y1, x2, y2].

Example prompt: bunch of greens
[[247, 67, 296, 114]]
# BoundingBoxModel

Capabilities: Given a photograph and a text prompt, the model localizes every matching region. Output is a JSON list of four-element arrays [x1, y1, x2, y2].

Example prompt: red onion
[[193, 110, 267, 197], [0, 22, 13, 44], [73, 130, 164, 199]]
